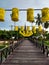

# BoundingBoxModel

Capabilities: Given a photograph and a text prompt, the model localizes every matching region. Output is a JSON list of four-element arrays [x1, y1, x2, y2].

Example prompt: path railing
[[29, 38, 49, 57], [0, 39, 23, 64]]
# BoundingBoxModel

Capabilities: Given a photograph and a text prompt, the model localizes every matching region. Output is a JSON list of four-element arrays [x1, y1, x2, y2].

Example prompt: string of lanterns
[[0, 7, 49, 22], [14, 26, 43, 37], [0, 7, 48, 37]]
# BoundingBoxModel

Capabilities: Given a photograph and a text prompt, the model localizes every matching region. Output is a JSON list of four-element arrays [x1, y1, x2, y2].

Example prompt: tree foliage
[[0, 30, 23, 40]]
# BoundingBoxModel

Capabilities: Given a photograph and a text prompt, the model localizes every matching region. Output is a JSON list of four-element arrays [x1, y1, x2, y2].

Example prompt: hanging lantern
[[21, 30, 25, 36], [38, 25, 42, 32], [19, 30, 33, 37], [27, 8, 34, 22], [32, 26, 36, 33], [0, 8, 5, 21], [27, 26, 30, 31], [14, 26, 18, 31], [41, 8, 49, 22], [26, 30, 29, 34], [20, 26, 24, 31], [11, 8, 19, 21], [29, 30, 33, 35]]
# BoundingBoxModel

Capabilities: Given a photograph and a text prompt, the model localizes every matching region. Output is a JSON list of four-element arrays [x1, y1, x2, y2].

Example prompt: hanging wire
[[5, 9, 42, 11]]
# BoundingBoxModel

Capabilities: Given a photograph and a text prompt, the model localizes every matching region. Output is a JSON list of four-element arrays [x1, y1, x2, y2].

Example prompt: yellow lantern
[[41, 8, 49, 22], [11, 8, 19, 21], [38, 25, 42, 32], [32, 26, 36, 33], [26, 30, 29, 34], [27, 8, 34, 22], [20, 26, 24, 31], [27, 26, 30, 31], [29, 30, 33, 34], [14, 26, 18, 31], [19, 30, 33, 37], [0, 8, 5, 21], [34, 30, 36, 33]]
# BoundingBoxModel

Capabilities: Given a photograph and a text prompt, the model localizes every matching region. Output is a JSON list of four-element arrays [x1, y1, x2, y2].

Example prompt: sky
[[0, 0, 49, 30]]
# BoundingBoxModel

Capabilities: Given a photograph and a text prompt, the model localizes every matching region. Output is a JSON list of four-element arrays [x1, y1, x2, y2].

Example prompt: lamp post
[[9, 25, 13, 31]]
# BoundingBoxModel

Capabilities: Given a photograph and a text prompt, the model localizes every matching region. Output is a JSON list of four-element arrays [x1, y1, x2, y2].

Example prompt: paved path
[[1, 40, 49, 65]]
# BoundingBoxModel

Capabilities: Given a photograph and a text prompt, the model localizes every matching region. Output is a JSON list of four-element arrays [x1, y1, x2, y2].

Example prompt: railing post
[[45, 46, 48, 57], [5, 48, 8, 58], [0, 51, 3, 63]]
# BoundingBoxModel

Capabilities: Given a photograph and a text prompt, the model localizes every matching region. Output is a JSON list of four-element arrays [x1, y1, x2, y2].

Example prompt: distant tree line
[[0, 30, 23, 40]]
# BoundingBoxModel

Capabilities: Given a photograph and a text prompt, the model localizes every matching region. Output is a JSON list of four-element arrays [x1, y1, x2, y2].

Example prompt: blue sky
[[0, 0, 49, 30]]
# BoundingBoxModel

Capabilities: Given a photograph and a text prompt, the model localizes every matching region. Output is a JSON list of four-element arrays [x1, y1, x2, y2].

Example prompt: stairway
[[1, 40, 49, 65]]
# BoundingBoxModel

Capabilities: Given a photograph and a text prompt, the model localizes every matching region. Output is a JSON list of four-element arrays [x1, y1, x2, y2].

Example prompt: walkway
[[1, 40, 49, 65]]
